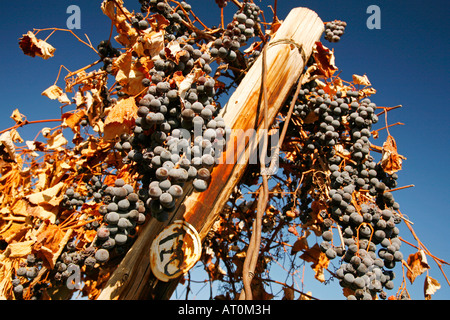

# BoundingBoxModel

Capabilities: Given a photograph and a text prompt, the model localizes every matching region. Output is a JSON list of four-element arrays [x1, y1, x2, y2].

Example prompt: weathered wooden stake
[[97, 7, 324, 300]]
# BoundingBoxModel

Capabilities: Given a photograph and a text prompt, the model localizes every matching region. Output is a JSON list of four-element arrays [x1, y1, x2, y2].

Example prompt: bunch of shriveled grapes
[[324, 20, 347, 43], [291, 84, 404, 300]]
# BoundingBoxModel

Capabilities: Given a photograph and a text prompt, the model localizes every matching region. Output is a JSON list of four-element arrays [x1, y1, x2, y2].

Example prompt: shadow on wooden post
[[97, 7, 324, 300]]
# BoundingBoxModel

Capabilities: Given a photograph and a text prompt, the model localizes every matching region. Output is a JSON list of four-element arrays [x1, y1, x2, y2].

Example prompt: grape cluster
[[51, 178, 146, 290], [291, 86, 404, 300], [210, 2, 260, 62], [60, 176, 107, 209], [86, 176, 107, 203], [121, 74, 230, 220], [138, 0, 195, 42], [97, 40, 121, 73], [53, 245, 91, 282], [110, 39, 230, 223], [60, 186, 86, 210], [13, 253, 43, 299], [95, 178, 146, 255], [324, 20, 347, 43]]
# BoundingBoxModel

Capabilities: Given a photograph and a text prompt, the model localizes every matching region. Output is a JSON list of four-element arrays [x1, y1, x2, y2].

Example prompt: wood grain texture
[[97, 7, 324, 300]]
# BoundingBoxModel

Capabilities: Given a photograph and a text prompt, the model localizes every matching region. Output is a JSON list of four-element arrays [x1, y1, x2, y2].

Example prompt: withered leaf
[[299, 291, 313, 300], [178, 67, 204, 99], [101, 0, 138, 47], [282, 286, 295, 300], [312, 42, 338, 78], [266, 17, 282, 37], [0, 131, 17, 161], [424, 276, 440, 300], [103, 97, 138, 141], [62, 109, 87, 131], [381, 135, 406, 175], [300, 243, 329, 282], [352, 74, 372, 87], [19, 31, 56, 60], [0, 223, 31, 244], [360, 87, 377, 97], [406, 250, 430, 284], [113, 52, 146, 96], [42, 85, 64, 100], [113, 52, 133, 82], [6, 240, 34, 258], [10, 109, 24, 125], [32, 223, 65, 268], [9, 129, 23, 144], [26, 181, 65, 207], [46, 130, 68, 150], [133, 31, 165, 59], [148, 14, 170, 31], [291, 236, 309, 255]]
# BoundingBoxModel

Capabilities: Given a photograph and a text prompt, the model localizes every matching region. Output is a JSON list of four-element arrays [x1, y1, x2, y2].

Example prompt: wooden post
[[97, 7, 324, 300]]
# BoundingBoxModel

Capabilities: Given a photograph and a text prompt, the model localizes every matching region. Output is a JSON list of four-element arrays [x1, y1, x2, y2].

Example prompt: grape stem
[[0, 119, 62, 136], [34, 28, 99, 55]]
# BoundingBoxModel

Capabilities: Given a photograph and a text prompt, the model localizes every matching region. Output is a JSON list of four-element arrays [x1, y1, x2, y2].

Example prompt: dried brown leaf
[[406, 250, 430, 284], [26, 181, 65, 207], [360, 87, 377, 97], [424, 276, 440, 300], [148, 13, 170, 31], [178, 67, 204, 99], [101, 0, 138, 47], [0, 131, 17, 161], [133, 31, 165, 58], [381, 135, 406, 175], [299, 291, 313, 300], [6, 240, 34, 258], [103, 97, 138, 141], [10, 109, 24, 125], [62, 109, 87, 131], [113, 52, 147, 96], [300, 243, 330, 282], [9, 129, 23, 144], [46, 130, 68, 150], [18, 31, 55, 60], [291, 236, 309, 255], [282, 286, 295, 300], [42, 85, 64, 100], [312, 42, 338, 78], [32, 222, 65, 268]]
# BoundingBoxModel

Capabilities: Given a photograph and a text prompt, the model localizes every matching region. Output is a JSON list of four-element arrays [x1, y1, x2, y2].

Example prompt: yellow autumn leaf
[[299, 291, 313, 300], [6, 240, 34, 258], [26, 181, 65, 206], [132, 31, 165, 58], [103, 97, 138, 141], [42, 84, 64, 100], [352, 74, 372, 86], [10, 109, 24, 125], [101, 0, 138, 47], [9, 129, 23, 144], [46, 130, 68, 150]]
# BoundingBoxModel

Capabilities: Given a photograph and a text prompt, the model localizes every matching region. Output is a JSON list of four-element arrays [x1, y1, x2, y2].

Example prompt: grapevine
[[0, 0, 447, 301]]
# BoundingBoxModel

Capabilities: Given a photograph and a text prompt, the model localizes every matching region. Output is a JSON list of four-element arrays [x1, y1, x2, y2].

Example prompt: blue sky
[[0, 0, 448, 300]]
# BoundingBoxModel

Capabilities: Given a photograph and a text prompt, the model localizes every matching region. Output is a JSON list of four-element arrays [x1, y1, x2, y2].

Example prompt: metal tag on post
[[150, 220, 202, 282]]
